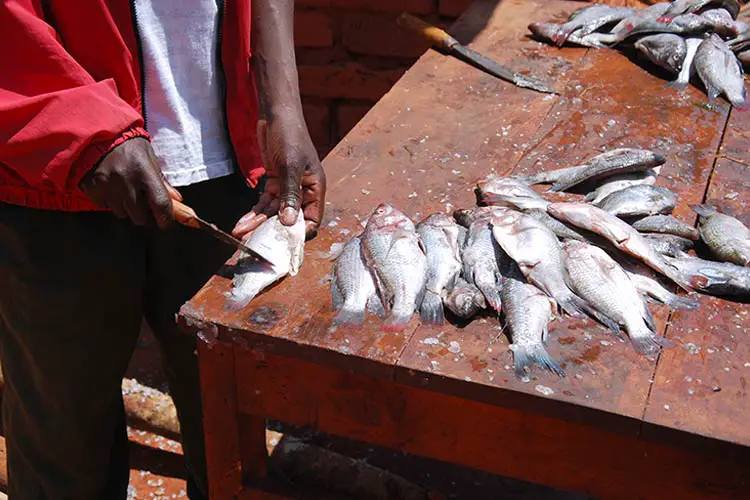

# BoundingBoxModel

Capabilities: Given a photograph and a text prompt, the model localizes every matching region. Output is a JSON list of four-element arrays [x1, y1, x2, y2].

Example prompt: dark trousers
[[0, 173, 257, 499]]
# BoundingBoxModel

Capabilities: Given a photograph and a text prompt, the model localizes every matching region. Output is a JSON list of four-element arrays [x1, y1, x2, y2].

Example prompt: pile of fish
[[330, 147, 750, 379], [529, 0, 749, 107]]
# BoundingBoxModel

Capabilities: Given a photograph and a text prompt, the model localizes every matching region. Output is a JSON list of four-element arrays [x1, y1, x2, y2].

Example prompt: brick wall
[[295, 0, 475, 157]]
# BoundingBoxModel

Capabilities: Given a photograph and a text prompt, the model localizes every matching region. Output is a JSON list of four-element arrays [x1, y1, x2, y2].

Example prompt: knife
[[397, 13, 558, 95], [172, 199, 274, 265]]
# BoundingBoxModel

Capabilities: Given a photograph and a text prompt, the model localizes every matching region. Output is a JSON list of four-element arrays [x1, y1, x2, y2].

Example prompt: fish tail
[[630, 330, 673, 356], [383, 310, 414, 332], [666, 80, 689, 90], [665, 293, 701, 311], [332, 306, 366, 326], [477, 284, 503, 313], [419, 292, 446, 325], [690, 204, 716, 217], [511, 344, 565, 379]]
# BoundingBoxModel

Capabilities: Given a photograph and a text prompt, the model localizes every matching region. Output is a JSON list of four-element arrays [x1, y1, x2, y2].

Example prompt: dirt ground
[[124, 327, 590, 500]]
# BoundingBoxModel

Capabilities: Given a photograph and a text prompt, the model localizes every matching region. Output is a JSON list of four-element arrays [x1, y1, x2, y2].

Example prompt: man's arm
[[0, 1, 173, 227], [232, 0, 326, 238]]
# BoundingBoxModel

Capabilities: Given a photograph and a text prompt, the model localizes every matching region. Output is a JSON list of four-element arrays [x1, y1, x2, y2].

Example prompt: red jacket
[[0, 0, 263, 211]]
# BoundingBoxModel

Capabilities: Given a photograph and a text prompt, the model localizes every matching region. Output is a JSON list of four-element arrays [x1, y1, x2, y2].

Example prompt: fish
[[548, 3, 634, 47], [620, 259, 701, 310], [737, 47, 750, 67], [416, 213, 463, 325], [528, 22, 614, 48], [613, 13, 715, 43], [595, 185, 678, 218], [701, 8, 743, 38], [523, 149, 666, 192], [609, 2, 672, 37], [453, 206, 507, 228], [361, 203, 428, 332], [671, 37, 704, 89], [444, 277, 487, 319], [583, 169, 659, 204], [547, 202, 694, 291], [330, 236, 382, 325], [526, 209, 598, 242], [693, 204, 750, 266], [631, 214, 700, 240], [563, 240, 670, 355], [644, 233, 696, 256], [662, 252, 750, 298], [694, 34, 747, 108], [634, 34, 688, 75], [659, 0, 740, 22], [501, 263, 563, 378], [491, 210, 589, 317], [461, 215, 506, 313], [227, 212, 306, 309], [477, 175, 549, 211]]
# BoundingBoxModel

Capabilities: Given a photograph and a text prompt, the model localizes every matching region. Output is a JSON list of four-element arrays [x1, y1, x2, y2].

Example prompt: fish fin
[[630, 331, 673, 356], [369, 267, 391, 316], [332, 307, 366, 326], [330, 279, 344, 311], [641, 302, 657, 332], [665, 294, 701, 311], [477, 282, 502, 313], [690, 204, 717, 217], [582, 191, 596, 202], [383, 311, 413, 332], [556, 291, 590, 318], [367, 292, 387, 318], [510, 344, 565, 379], [576, 300, 622, 334], [666, 80, 689, 90], [420, 291, 446, 325]]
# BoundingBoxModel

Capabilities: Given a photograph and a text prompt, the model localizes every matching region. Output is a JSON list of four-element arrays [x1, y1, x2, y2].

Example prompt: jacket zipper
[[130, 0, 148, 129]]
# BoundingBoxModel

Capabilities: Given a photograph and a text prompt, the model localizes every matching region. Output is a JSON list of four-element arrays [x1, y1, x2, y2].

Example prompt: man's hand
[[79, 137, 174, 228], [232, 118, 326, 239]]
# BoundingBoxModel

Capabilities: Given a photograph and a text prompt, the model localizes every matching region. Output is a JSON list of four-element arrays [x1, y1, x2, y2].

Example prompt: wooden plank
[[644, 107, 750, 449], [198, 340, 243, 499], [179, 0, 588, 377], [233, 348, 750, 500], [396, 28, 730, 432]]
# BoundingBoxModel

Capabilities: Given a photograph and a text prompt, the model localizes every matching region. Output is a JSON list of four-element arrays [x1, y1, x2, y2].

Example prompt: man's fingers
[[144, 173, 175, 229], [163, 180, 183, 202], [279, 164, 303, 226], [124, 186, 148, 226]]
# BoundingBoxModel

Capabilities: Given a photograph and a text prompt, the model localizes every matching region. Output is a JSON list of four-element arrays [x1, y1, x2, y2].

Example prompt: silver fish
[[501, 263, 563, 378], [526, 209, 598, 242], [606, 2, 672, 42], [693, 204, 750, 266], [547, 202, 694, 291], [671, 37, 704, 89], [645, 233, 696, 256], [549, 3, 634, 47], [634, 34, 688, 75], [701, 8, 742, 38], [595, 184, 678, 218], [694, 34, 747, 108], [620, 259, 701, 310], [615, 13, 715, 42], [444, 277, 487, 319], [660, 0, 740, 21], [528, 22, 614, 48], [583, 168, 659, 204], [491, 210, 589, 317], [330, 236, 382, 325], [563, 240, 670, 355], [662, 252, 750, 297], [461, 216, 506, 313], [524, 148, 666, 192], [417, 213, 462, 325], [228, 212, 306, 309], [631, 214, 700, 240], [453, 206, 507, 228], [477, 175, 549, 211], [361, 204, 428, 332]]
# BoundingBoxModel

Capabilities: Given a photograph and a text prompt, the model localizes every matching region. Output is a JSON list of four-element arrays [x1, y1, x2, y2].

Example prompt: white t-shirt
[[135, 0, 235, 187]]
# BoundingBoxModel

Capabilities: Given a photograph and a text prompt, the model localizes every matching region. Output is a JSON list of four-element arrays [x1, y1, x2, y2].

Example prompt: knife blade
[[397, 13, 558, 95], [172, 199, 274, 265]]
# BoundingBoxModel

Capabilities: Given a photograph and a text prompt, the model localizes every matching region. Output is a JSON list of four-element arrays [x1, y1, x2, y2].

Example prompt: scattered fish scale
[[631, 214, 700, 240], [595, 184, 678, 218], [693, 204, 750, 266]]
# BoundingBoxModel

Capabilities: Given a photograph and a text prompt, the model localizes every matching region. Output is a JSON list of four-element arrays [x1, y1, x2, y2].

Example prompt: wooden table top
[[179, 0, 750, 453]]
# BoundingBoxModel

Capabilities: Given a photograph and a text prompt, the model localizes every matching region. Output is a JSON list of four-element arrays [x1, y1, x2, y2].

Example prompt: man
[[0, 0, 326, 498]]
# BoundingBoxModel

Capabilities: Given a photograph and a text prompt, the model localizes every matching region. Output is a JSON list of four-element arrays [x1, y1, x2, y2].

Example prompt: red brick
[[302, 100, 332, 153], [342, 12, 431, 58], [294, 10, 334, 48], [296, 0, 434, 15], [337, 102, 372, 139], [438, 0, 474, 18], [298, 63, 405, 101]]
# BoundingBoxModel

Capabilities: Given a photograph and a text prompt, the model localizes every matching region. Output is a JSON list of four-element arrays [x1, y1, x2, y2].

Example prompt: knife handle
[[397, 13, 459, 50], [172, 199, 201, 229]]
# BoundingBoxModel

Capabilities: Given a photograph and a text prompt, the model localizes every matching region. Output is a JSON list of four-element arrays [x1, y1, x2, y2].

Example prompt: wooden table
[[178, 1, 750, 498]]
